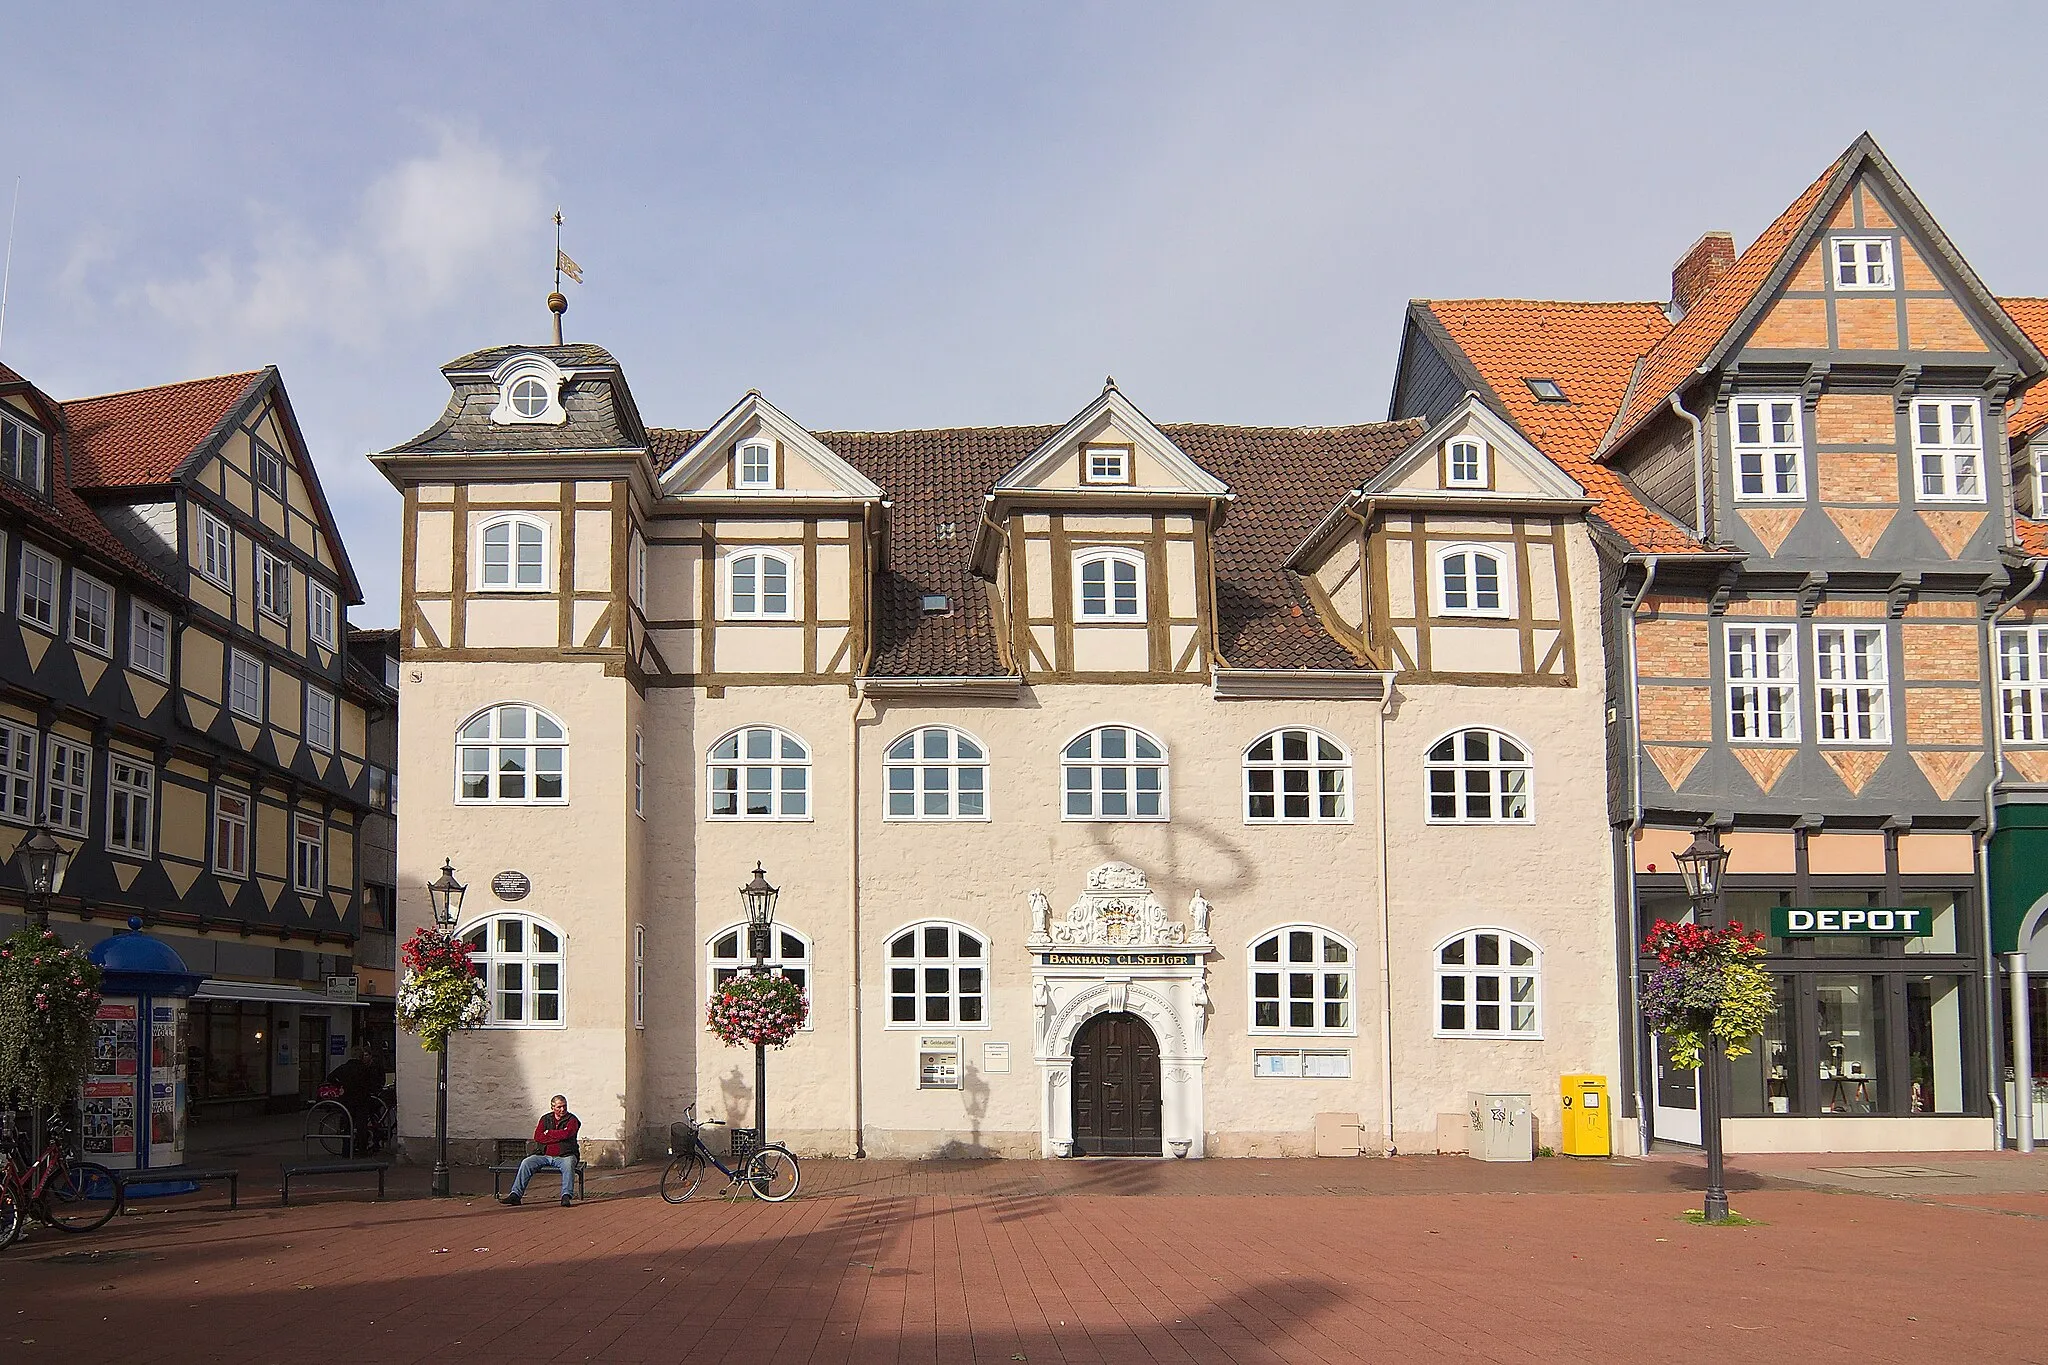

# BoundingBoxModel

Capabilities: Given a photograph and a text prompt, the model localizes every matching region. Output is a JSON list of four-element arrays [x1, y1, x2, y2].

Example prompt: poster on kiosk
[[83, 920, 202, 1172]]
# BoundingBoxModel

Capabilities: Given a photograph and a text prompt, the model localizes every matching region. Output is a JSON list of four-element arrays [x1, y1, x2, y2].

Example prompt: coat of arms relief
[[1026, 861, 1213, 948]]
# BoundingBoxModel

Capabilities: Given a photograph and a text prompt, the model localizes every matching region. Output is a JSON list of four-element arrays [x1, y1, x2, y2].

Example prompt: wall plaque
[[492, 871, 532, 902]]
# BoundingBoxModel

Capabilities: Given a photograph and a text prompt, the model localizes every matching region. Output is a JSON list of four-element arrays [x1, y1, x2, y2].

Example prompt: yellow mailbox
[[1559, 1074, 1610, 1157]]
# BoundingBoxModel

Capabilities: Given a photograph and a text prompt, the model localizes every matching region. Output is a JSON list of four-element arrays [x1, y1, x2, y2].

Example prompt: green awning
[[1990, 801, 2048, 954]]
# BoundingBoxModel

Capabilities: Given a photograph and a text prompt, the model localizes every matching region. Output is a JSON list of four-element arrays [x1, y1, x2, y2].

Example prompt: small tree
[[0, 927, 104, 1109], [395, 925, 486, 1051], [1640, 919, 1774, 1069]]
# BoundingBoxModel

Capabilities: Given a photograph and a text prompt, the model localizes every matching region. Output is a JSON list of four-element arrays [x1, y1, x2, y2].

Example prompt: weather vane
[[550, 207, 582, 345]]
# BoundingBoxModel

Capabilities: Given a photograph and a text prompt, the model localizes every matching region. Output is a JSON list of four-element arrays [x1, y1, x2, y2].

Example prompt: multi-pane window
[[212, 789, 251, 878], [256, 549, 290, 620], [1425, 728, 1532, 823], [1075, 550, 1143, 620], [1912, 400, 1983, 502], [726, 550, 793, 619], [292, 814, 324, 893], [708, 924, 812, 1030], [1084, 446, 1129, 484], [368, 766, 390, 810], [886, 922, 986, 1026], [633, 729, 644, 818], [1833, 237, 1892, 289], [1435, 544, 1506, 616], [1731, 398, 1805, 500], [229, 650, 264, 720], [253, 438, 287, 496], [19, 544, 57, 631], [633, 925, 645, 1030], [631, 533, 648, 612], [199, 511, 233, 589], [1815, 627, 1890, 744], [1244, 728, 1350, 822], [107, 757, 153, 857], [1062, 725, 1167, 820], [1249, 926, 1354, 1032], [129, 602, 169, 680], [737, 439, 774, 487], [1446, 438, 1487, 488], [707, 725, 809, 818], [0, 721, 35, 824], [1726, 624, 1799, 741], [304, 686, 336, 753], [69, 571, 111, 654], [1999, 626, 2048, 743], [479, 517, 547, 590], [1436, 929, 1541, 1037], [43, 737, 89, 834], [460, 914, 565, 1027], [509, 377, 550, 419], [1, 411, 46, 489], [308, 580, 337, 649], [883, 725, 988, 820], [457, 703, 566, 804]]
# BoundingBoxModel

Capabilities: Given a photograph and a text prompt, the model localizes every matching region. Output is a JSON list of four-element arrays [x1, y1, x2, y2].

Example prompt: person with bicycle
[[326, 1044, 383, 1155], [499, 1094, 580, 1207]]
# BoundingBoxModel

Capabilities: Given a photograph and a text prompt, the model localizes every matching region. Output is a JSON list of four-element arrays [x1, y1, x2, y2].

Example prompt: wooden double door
[[1071, 1012, 1162, 1156]]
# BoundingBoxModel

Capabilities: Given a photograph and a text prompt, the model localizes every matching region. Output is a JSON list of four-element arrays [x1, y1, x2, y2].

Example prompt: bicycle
[[306, 1087, 395, 1157], [659, 1106, 800, 1203], [0, 1112, 118, 1247]]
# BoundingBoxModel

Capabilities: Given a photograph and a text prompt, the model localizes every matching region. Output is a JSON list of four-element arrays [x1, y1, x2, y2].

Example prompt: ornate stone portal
[[1029, 862, 1213, 1157]]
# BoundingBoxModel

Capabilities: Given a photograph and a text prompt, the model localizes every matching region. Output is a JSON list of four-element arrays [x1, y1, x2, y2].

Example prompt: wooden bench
[[488, 1156, 587, 1201], [280, 1160, 388, 1206], [112, 1167, 240, 1212]]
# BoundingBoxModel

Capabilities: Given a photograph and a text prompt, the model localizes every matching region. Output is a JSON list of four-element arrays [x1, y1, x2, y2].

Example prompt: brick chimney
[[1671, 231, 1737, 318]]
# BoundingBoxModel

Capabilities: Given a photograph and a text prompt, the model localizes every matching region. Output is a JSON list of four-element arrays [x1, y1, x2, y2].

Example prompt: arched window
[[1435, 929, 1541, 1038], [884, 725, 988, 820], [1433, 543, 1509, 617], [478, 516, 548, 590], [456, 704, 566, 804], [1425, 728, 1531, 824], [1244, 728, 1350, 823], [461, 913, 566, 1027], [1074, 549, 1144, 621], [885, 921, 986, 1026], [1249, 926, 1355, 1033], [708, 922, 813, 1030], [1446, 438, 1488, 488], [707, 725, 810, 819], [1062, 725, 1167, 820], [726, 549, 794, 619]]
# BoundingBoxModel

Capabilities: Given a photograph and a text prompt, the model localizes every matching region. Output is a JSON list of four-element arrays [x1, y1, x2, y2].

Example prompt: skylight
[[1525, 378, 1567, 403]]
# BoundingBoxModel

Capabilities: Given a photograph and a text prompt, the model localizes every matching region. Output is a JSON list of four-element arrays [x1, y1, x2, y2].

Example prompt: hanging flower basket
[[1640, 919, 1774, 1069], [706, 973, 808, 1049], [396, 926, 487, 1053], [0, 927, 104, 1108]]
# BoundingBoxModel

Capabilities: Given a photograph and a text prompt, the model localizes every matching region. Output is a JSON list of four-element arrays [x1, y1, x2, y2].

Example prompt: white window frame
[[253, 437, 287, 497], [477, 516, 550, 591], [1832, 236, 1893, 290], [43, 736, 89, 835], [1912, 399, 1985, 504], [736, 439, 775, 488], [724, 548, 795, 620], [1435, 928, 1543, 1039], [0, 720, 35, 825], [198, 510, 233, 590], [1243, 727, 1351, 824], [19, 543, 58, 633], [707, 921, 815, 1031], [460, 912, 568, 1029], [1083, 445, 1131, 485], [229, 649, 265, 721], [706, 724, 811, 820], [307, 580, 338, 650], [1432, 543, 1511, 618], [1730, 397, 1806, 501], [255, 549, 291, 622], [69, 570, 112, 656], [304, 686, 336, 754], [456, 703, 567, 805], [128, 601, 169, 681], [2035, 446, 2048, 519], [633, 728, 644, 819], [1424, 727, 1533, 824], [1, 410, 46, 490], [508, 376, 551, 421], [106, 755, 153, 858], [1999, 625, 2048, 744], [883, 725, 990, 821], [1725, 624, 1800, 743], [633, 925, 646, 1030], [1248, 925, 1357, 1035], [883, 920, 989, 1029], [1061, 724, 1168, 821], [292, 813, 324, 893], [631, 532, 648, 612], [1445, 438, 1488, 489], [212, 788, 251, 878], [1074, 549, 1144, 621], [1814, 626, 1890, 745]]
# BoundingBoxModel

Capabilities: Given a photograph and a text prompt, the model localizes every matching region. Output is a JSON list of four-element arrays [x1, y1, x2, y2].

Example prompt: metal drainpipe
[[848, 687, 867, 1158], [1668, 393, 1708, 539], [1984, 558, 2046, 1149], [1623, 555, 1661, 1154], [1375, 673, 1398, 1156]]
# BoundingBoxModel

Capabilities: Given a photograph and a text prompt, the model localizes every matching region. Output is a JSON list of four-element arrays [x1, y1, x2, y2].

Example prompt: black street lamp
[[740, 863, 779, 1144], [18, 826, 70, 929], [425, 858, 467, 1198], [1673, 824, 1734, 1223]]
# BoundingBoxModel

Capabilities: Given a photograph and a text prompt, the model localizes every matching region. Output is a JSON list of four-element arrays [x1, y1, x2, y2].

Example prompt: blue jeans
[[510, 1152, 576, 1199]]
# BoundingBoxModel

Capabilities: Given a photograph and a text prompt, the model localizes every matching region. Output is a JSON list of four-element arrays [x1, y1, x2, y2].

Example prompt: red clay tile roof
[[0, 369, 174, 590], [2002, 298, 2048, 443], [62, 370, 264, 490], [1414, 300, 1705, 553], [2019, 518, 2048, 556]]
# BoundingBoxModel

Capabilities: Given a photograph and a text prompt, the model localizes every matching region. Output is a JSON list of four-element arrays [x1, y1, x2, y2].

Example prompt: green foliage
[[395, 926, 487, 1052], [0, 927, 104, 1107]]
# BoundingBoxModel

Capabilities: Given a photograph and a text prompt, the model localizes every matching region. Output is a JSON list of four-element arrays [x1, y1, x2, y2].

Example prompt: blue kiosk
[[83, 918, 206, 1172]]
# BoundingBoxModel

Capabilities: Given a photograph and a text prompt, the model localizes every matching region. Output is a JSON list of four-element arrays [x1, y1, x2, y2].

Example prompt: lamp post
[[740, 863, 779, 1144], [425, 858, 467, 1198], [1673, 824, 1734, 1224], [18, 826, 70, 930]]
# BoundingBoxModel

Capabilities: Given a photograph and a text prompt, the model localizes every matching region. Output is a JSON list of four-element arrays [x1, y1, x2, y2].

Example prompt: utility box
[[1467, 1091, 1532, 1162], [1313, 1112, 1363, 1156], [1559, 1074, 1611, 1157]]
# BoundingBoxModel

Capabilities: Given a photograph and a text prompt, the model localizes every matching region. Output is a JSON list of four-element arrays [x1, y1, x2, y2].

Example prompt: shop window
[[1729, 975, 1800, 1116], [1248, 926, 1354, 1033], [1817, 975, 1886, 1112], [457, 703, 567, 805], [1435, 929, 1541, 1038], [460, 913, 566, 1027], [196, 1001, 271, 1101], [885, 921, 985, 1027], [706, 725, 809, 819], [883, 725, 988, 820], [1901, 893, 1961, 956], [707, 923, 812, 1031], [1907, 974, 1968, 1114], [1244, 727, 1350, 823], [1425, 728, 1531, 823]]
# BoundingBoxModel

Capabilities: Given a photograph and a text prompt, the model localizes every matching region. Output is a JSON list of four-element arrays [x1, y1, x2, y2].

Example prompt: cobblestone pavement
[[2, 1154, 2044, 1364]]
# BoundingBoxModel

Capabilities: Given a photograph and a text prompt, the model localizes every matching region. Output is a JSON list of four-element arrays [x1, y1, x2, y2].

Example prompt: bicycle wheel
[[745, 1146, 800, 1203], [366, 1097, 394, 1154], [42, 1162, 117, 1232], [309, 1102, 354, 1157], [659, 1150, 704, 1204], [0, 1184, 21, 1248]]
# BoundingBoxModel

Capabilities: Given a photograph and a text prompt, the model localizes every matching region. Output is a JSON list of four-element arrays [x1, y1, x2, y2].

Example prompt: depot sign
[[1769, 906, 1933, 938]]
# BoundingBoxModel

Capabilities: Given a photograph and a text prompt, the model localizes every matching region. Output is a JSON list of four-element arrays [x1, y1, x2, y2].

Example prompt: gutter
[[1623, 554, 1662, 1154], [1983, 558, 2047, 1150], [1668, 393, 1708, 539], [856, 675, 1023, 702]]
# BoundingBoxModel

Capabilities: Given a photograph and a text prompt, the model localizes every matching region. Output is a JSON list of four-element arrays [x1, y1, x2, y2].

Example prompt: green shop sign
[[1769, 906, 1933, 938]]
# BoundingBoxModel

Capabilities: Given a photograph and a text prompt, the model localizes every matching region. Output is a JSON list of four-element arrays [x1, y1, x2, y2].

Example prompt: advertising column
[[82, 1002, 140, 1170]]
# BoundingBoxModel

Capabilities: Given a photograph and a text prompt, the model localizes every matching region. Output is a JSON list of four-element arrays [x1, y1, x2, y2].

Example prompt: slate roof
[[62, 370, 265, 489], [392, 344, 646, 456]]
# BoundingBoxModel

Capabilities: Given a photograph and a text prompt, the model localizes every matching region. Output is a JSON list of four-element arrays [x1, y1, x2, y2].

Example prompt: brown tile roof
[[2019, 518, 2048, 557], [2002, 298, 2048, 443], [61, 370, 264, 490], [1414, 300, 1705, 553]]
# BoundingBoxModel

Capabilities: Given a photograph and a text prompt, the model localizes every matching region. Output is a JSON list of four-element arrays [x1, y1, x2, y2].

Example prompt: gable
[[659, 392, 883, 502], [996, 387, 1228, 498], [1368, 399, 1585, 502]]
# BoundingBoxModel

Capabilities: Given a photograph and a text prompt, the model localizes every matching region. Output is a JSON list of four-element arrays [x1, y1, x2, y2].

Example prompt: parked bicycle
[[305, 1084, 395, 1158], [659, 1106, 800, 1203], [0, 1111, 118, 1247]]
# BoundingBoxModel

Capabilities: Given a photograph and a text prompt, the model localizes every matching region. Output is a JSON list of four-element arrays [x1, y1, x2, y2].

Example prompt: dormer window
[[1084, 445, 1131, 485], [488, 354, 569, 425], [736, 439, 774, 488], [1833, 237, 1893, 290], [1445, 438, 1488, 488], [1075, 549, 1143, 621], [509, 377, 550, 419], [1, 411, 46, 492]]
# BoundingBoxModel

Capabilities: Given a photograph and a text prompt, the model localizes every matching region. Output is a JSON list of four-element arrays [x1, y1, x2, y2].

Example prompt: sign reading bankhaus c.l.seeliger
[[1768, 906, 1934, 939]]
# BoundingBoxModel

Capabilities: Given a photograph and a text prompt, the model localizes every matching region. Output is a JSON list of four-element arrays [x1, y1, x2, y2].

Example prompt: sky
[[0, 1, 2041, 626]]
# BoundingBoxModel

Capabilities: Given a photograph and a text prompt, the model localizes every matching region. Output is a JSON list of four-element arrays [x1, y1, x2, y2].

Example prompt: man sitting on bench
[[499, 1094, 580, 1207]]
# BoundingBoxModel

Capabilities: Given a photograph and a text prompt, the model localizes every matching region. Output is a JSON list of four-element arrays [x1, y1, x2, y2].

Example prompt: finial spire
[[550, 207, 583, 345], [1104, 374, 1117, 392]]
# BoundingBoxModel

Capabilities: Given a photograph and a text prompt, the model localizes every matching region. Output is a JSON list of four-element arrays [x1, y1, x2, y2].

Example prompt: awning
[[192, 980, 377, 1009]]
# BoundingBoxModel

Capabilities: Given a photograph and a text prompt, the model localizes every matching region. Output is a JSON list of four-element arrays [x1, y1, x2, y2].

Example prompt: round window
[[510, 377, 550, 418]]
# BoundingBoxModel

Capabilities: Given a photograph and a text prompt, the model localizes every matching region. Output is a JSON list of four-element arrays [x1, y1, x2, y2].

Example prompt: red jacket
[[533, 1111, 580, 1157]]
